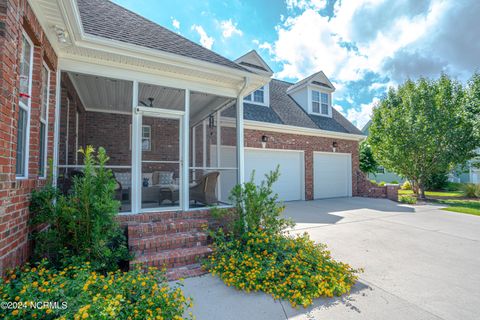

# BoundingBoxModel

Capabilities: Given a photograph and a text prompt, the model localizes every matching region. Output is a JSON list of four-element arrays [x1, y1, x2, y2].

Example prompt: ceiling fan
[[139, 97, 154, 107]]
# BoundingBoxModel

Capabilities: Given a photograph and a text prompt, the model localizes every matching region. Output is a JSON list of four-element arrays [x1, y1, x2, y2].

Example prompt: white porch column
[[52, 69, 62, 186], [181, 89, 190, 210], [236, 96, 245, 184], [131, 81, 141, 213]]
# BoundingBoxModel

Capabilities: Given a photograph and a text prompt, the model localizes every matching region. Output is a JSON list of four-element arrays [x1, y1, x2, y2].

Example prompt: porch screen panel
[[189, 94, 238, 209], [57, 72, 133, 213]]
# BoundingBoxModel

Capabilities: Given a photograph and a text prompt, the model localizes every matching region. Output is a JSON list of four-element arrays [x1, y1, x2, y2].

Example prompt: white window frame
[[309, 88, 331, 117], [16, 32, 34, 179], [129, 124, 151, 151], [141, 125, 151, 151], [39, 62, 50, 178], [243, 83, 269, 106]]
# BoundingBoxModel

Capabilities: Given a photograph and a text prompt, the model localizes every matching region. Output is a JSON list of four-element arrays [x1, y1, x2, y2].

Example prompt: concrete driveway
[[180, 197, 480, 320]]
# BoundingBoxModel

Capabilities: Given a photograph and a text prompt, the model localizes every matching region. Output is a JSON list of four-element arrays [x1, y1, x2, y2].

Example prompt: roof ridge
[[271, 78, 295, 85]]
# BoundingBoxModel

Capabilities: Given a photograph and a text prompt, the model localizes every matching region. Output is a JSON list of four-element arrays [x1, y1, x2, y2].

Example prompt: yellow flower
[[82, 312, 89, 318], [12, 310, 19, 316]]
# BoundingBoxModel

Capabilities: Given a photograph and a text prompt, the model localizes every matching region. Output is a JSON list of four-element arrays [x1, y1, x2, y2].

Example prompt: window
[[16, 33, 33, 177], [39, 64, 50, 177], [312, 90, 320, 113], [311, 90, 330, 115], [142, 125, 151, 151], [244, 86, 266, 105], [253, 86, 264, 103], [376, 166, 385, 174], [321, 93, 329, 115]]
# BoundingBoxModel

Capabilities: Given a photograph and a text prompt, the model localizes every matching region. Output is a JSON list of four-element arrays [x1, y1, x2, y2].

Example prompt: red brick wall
[[0, 0, 57, 273]]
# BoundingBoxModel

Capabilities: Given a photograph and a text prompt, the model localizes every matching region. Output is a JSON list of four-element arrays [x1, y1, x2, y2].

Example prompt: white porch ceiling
[[67, 72, 234, 123]]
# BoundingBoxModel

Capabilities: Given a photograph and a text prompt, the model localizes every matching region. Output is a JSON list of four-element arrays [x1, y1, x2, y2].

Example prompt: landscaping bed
[[205, 168, 361, 308]]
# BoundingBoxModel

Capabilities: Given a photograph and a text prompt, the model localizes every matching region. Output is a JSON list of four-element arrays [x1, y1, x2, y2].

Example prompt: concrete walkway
[[179, 197, 480, 320]]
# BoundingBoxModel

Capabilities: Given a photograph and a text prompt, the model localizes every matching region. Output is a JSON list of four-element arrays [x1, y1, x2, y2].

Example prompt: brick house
[[0, 0, 393, 276]]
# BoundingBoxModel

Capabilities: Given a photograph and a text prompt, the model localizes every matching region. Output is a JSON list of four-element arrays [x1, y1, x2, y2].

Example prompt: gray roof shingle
[[245, 79, 363, 135], [76, 0, 247, 72]]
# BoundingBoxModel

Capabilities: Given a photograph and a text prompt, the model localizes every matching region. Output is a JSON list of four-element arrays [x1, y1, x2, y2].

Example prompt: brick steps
[[128, 219, 209, 238], [130, 231, 208, 254], [130, 246, 212, 270], [127, 213, 212, 280]]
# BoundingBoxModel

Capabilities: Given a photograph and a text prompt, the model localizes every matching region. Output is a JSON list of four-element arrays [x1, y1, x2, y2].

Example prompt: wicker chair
[[190, 171, 220, 205]]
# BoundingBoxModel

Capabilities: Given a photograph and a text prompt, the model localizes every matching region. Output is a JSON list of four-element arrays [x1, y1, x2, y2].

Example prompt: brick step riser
[[121, 211, 211, 224], [128, 221, 208, 239], [130, 251, 211, 270], [130, 235, 208, 254]]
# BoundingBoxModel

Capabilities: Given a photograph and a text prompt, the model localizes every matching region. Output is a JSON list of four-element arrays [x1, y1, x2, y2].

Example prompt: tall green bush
[[30, 146, 130, 272], [213, 166, 293, 237]]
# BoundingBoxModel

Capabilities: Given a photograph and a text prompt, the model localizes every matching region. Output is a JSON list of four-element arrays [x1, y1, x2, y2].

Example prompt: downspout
[[236, 76, 249, 184], [236, 76, 249, 232]]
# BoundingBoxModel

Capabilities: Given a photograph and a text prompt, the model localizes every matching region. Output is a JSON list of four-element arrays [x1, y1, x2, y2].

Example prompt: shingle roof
[[76, 0, 247, 72], [245, 79, 363, 135]]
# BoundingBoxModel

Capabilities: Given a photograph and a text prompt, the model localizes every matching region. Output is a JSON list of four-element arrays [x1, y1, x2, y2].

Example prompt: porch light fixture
[[261, 135, 268, 148], [52, 25, 70, 44], [332, 141, 338, 152], [208, 115, 216, 129]]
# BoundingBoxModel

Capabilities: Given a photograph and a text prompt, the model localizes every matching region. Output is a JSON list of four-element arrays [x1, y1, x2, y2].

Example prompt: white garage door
[[245, 149, 304, 201], [314, 152, 352, 199]]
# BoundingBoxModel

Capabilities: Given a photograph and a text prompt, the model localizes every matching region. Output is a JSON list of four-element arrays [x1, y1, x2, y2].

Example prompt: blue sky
[[112, 0, 480, 129]]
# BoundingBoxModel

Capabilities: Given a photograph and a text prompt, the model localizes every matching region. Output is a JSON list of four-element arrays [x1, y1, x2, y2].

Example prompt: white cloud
[[285, 0, 326, 11], [171, 17, 180, 30], [258, 41, 273, 55], [191, 25, 214, 49], [346, 98, 379, 129], [220, 19, 243, 38], [271, 1, 451, 84]]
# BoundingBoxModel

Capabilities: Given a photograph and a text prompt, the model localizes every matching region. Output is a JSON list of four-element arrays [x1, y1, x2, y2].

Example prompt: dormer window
[[312, 90, 329, 116], [244, 84, 269, 106]]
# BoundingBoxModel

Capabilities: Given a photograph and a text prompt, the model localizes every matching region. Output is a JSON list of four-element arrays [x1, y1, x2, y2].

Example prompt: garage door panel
[[314, 153, 351, 199], [245, 149, 304, 202]]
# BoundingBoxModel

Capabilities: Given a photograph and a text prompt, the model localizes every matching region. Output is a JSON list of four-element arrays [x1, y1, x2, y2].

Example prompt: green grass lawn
[[398, 189, 464, 197], [436, 199, 480, 216]]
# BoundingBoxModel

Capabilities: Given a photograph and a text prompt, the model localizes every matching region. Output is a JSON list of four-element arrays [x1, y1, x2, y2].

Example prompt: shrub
[[390, 180, 399, 184], [207, 168, 360, 308], [463, 183, 480, 198], [204, 230, 360, 308], [0, 261, 192, 320], [443, 182, 463, 192], [378, 181, 386, 186], [401, 180, 412, 190], [30, 146, 130, 272], [399, 195, 417, 204], [424, 172, 449, 191], [369, 179, 378, 185], [212, 166, 294, 237]]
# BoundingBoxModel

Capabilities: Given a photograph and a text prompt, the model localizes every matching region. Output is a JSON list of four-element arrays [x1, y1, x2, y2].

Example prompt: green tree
[[359, 140, 379, 175], [369, 74, 480, 200]]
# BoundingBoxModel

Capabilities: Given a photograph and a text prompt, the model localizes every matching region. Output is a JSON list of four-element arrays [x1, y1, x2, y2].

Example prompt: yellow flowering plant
[[206, 168, 361, 308], [204, 230, 361, 308], [0, 260, 193, 320]]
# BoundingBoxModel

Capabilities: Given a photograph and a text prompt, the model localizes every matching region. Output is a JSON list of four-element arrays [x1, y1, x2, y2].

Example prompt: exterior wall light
[[261, 135, 268, 148], [332, 141, 338, 152]]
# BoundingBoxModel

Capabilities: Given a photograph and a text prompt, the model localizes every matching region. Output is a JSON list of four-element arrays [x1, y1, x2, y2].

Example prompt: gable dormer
[[287, 71, 335, 117], [235, 50, 273, 107]]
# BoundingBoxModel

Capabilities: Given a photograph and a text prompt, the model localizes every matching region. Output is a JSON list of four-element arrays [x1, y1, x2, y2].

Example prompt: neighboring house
[[361, 121, 405, 183], [0, 0, 385, 275], [449, 149, 480, 184]]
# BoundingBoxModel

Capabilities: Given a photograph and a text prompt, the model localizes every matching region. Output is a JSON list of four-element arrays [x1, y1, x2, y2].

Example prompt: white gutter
[[244, 120, 366, 141]]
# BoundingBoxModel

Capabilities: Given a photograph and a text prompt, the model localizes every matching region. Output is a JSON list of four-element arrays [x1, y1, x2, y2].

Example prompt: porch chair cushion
[[153, 171, 174, 185]]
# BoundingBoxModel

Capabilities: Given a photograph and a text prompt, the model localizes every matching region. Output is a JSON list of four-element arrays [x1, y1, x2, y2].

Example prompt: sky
[[112, 0, 480, 129]]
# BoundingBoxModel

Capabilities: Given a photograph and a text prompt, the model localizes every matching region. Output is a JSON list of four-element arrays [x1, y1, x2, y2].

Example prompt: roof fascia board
[[244, 120, 365, 141]]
